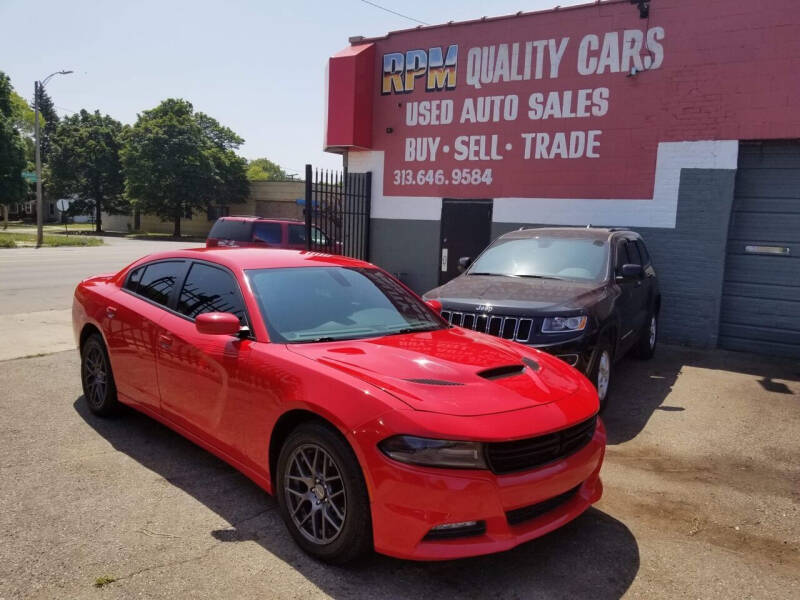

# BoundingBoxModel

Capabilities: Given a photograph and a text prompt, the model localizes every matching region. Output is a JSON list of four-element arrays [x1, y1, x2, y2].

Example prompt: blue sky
[[0, 0, 587, 175]]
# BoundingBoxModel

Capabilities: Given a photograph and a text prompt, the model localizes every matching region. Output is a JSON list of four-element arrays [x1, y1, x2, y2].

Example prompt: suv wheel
[[635, 313, 658, 360], [590, 342, 613, 408], [276, 422, 372, 564]]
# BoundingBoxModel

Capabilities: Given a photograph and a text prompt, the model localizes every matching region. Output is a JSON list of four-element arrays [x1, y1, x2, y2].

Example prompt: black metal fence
[[304, 164, 372, 261]]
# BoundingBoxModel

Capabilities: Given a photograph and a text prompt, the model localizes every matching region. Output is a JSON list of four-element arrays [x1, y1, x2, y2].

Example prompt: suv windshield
[[246, 267, 445, 343], [468, 235, 609, 282]]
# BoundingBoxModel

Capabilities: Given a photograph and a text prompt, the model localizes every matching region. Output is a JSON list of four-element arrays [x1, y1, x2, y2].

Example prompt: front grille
[[505, 485, 581, 526], [486, 415, 598, 475], [442, 310, 535, 343]]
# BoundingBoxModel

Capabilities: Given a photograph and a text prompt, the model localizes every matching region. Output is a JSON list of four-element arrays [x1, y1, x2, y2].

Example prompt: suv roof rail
[[607, 227, 631, 232]]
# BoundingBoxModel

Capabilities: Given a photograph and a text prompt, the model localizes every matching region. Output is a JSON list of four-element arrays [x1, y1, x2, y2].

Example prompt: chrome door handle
[[158, 334, 173, 349]]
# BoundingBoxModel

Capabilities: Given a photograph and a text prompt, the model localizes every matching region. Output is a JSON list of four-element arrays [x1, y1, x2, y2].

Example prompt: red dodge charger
[[73, 248, 605, 563]]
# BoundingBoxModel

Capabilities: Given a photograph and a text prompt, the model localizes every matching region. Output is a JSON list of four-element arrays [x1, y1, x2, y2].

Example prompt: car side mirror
[[457, 256, 473, 272], [425, 299, 443, 314], [617, 263, 643, 280], [196, 312, 241, 336]]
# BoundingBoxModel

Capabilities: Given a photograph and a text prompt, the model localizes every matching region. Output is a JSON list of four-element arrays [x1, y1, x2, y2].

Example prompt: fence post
[[304, 164, 312, 251], [364, 172, 372, 262]]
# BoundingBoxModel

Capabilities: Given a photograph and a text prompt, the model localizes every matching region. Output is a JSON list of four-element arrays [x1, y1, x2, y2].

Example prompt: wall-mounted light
[[630, 0, 649, 19]]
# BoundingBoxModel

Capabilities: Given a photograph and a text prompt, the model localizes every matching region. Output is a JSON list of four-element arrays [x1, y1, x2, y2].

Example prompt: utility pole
[[34, 70, 73, 248]]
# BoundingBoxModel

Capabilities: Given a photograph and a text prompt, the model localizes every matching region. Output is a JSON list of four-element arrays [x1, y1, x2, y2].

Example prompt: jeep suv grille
[[441, 310, 535, 343]]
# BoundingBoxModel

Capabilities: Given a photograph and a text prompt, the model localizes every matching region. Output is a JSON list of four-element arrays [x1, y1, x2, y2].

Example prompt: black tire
[[634, 312, 658, 360], [80, 333, 120, 416], [589, 340, 613, 410], [275, 422, 372, 564]]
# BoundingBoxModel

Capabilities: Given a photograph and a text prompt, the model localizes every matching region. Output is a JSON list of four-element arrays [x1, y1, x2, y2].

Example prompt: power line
[[359, 0, 429, 26]]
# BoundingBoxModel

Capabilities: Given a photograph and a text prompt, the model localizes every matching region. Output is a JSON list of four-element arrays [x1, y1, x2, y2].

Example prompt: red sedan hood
[[286, 327, 581, 416]]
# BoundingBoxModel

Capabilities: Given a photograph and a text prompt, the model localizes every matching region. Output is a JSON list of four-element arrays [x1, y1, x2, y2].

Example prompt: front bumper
[[360, 419, 606, 561], [525, 334, 595, 375]]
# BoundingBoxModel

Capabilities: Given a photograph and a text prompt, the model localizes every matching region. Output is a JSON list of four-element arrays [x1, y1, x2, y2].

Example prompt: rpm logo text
[[382, 45, 458, 95]]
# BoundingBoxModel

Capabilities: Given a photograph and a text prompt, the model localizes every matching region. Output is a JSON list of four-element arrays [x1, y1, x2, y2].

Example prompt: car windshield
[[468, 235, 609, 282], [246, 267, 446, 343]]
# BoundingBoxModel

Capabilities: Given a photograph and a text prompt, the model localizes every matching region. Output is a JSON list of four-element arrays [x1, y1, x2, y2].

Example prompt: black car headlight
[[379, 435, 488, 469], [541, 315, 588, 334]]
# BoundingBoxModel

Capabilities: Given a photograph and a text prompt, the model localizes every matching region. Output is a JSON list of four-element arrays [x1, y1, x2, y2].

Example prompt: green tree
[[0, 72, 28, 229], [122, 99, 249, 236], [33, 84, 58, 163], [49, 110, 127, 232], [246, 157, 288, 181], [9, 91, 37, 166]]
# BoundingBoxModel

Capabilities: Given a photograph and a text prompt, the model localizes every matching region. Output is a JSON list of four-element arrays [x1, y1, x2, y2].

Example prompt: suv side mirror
[[617, 263, 643, 280], [457, 256, 473, 272], [196, 312, 241, 336]]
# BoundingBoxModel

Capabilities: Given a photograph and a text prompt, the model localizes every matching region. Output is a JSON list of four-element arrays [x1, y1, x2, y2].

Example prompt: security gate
[[719, 142, 800, 358], [304, 165, 371, 261]]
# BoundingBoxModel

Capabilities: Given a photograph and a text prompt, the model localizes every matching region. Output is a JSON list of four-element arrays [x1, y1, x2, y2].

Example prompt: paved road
[[0, 346, 798, 599], [0, 237, 200, 361]]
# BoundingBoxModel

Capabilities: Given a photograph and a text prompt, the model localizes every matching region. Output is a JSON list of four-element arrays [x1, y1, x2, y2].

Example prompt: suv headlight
[[541, 315, 588, 333], [378, 435, 488, 469]]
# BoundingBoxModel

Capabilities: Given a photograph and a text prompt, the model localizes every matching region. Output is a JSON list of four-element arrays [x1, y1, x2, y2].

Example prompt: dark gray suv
[[423, 227, 660, 406]]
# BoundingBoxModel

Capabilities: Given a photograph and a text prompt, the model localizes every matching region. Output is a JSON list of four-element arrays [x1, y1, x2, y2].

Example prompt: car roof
[[125, 248, 371, 273], [497, 226, 637, 242], [217, 216, 304, 224]]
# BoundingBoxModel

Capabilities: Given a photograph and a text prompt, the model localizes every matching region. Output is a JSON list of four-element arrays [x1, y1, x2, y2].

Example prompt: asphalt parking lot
[[1, 343, 798, 599], [0, 237, 200, 361]]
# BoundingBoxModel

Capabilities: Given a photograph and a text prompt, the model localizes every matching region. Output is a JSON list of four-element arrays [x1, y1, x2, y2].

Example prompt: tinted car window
[[625, 241, 643, 266], [635, 240, 651, 265], [468, 236, 608, 282], [137, 261, 183, 306], [208, 219, 253, 241], [177, 262, 247, 325], [125, 266, 144, 293], [288, 224, 305, 245], [288, 224, 328, 245], [253, 222, 282, 244]]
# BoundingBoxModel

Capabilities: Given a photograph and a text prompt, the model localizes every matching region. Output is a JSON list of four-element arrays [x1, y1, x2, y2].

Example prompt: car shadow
[[74, 398, 640, 600], [602, 344, 800, 445]]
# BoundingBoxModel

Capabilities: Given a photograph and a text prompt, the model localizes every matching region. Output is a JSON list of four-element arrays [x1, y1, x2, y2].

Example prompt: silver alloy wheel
[[649, 316, 657, 349], [597, 350, 611, 401], [84, 345, 107, 409], [284, 443, 347, 545]]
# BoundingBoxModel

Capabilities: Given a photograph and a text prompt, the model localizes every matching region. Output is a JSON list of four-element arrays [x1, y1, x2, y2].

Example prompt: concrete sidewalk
[[0, 309, 73, 361]]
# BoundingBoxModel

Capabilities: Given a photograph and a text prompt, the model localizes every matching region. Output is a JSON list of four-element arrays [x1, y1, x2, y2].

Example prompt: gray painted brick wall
[[369, 219, 441, 294], [369, 168, 736, 348]]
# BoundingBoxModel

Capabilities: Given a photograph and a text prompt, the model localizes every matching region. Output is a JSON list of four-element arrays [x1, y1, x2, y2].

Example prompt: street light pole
[[34, 70, 73, 248]]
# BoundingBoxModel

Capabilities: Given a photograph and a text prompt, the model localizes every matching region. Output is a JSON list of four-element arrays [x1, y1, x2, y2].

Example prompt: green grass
[[0, 231, 103, 247], [93, 575, 117, 588], [3, 221, 96, 232]]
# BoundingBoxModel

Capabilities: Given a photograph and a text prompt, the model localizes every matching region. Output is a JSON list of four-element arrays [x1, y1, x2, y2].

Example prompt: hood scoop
[[522, 357, 541, 372], [404, 378, 464, 386], [477, 364, 527, 381]]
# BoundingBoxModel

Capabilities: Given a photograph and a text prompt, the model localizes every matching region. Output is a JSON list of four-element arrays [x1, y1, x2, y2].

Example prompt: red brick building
[[325, 0, 800, 356]]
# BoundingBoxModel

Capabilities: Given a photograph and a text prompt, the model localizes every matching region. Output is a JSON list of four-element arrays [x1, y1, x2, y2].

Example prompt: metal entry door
[[719, 142, 800, 358], [439, 199, 492, 285]]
